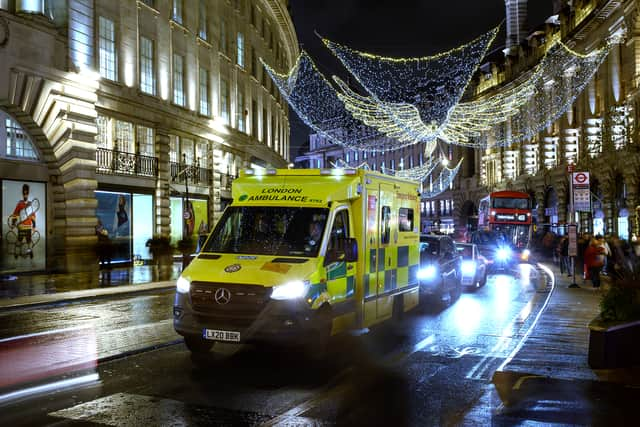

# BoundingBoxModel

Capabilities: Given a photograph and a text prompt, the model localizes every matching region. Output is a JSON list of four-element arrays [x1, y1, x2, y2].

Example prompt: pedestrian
[[560, 236, 571, 276], [596, 234, 611, 275], [584, 238, 605, 288]]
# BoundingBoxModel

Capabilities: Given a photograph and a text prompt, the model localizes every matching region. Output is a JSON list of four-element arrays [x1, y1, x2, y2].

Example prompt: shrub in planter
[[599, 258, 640, 322]]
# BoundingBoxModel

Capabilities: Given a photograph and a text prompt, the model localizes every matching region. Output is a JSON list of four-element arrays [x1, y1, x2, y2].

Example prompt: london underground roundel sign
[[572, 172, 589, 185]]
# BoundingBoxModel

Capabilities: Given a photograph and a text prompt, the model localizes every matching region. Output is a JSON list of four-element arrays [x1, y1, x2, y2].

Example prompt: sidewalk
[[0, 264, 181, 309], [493, 260, 640, 408]]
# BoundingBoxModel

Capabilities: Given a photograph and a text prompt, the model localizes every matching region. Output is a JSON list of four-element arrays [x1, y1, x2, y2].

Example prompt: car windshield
[[419, 237, 439, 259], [456, 244, 473, 259], [203, 206, 329, 257]]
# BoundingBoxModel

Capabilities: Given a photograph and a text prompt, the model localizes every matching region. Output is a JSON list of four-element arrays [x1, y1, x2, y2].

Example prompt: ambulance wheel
[[184, 336, 214, 354]]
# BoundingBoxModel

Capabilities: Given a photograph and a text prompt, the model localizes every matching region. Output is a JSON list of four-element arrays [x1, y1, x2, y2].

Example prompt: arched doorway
[[614, 174, 628, 240]]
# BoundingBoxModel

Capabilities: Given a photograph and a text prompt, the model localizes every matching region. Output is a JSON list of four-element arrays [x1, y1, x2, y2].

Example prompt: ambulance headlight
[[176, 276, 191, 294], [271, 280, 310, 300], [520, 249, 531, 261], [496, 247, 512, 261], [417, 265, 437, 280], [461, 260, 476, 275]]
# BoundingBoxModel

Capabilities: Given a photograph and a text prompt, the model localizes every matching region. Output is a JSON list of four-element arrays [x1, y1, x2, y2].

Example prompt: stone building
[[456, 0, 640, 242], [0, 0, 298, 274]]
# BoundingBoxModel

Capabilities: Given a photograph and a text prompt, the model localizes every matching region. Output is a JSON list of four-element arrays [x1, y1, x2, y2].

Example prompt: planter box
[[588, 318, 640, 369]]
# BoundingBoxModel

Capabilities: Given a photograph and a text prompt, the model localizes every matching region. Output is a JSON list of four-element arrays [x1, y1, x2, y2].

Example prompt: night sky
[[286, 0, 555, 157]]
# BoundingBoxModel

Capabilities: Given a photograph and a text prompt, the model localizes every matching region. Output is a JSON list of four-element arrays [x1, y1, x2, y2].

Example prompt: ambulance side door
[[324, 207, 356, 305]]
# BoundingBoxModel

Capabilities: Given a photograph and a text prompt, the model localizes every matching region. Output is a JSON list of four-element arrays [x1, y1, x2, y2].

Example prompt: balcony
[[96, 148, 158, 177], [170, 162, 211, 187]]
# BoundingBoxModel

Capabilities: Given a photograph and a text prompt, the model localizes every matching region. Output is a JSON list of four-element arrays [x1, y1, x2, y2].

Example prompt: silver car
[[455, 242, 488, 289]]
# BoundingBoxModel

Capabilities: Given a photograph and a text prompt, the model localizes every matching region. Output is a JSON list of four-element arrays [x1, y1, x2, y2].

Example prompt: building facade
[[460, 0, 640, 242], [0, 0, 298, 274], [297, 1, 640, 243]]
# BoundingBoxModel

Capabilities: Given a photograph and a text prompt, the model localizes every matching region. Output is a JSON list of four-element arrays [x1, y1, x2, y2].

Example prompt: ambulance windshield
[[203, 206, 330, 257]]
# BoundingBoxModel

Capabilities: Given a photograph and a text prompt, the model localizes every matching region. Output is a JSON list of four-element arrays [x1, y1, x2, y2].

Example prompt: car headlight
[[461, 260, 476, 275], [520, 249, 530, 261], [496, 247, 511, 261], [271, 280, 310, 300], [417, 265, 438, 280], [176, 276, 191, 294]]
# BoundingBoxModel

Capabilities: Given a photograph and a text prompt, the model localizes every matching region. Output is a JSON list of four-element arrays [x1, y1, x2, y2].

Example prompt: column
[[155, 129, 171, 237]]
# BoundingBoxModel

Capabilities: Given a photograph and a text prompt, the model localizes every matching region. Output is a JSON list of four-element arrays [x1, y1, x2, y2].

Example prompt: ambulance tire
[[184, 335, 215, 354]]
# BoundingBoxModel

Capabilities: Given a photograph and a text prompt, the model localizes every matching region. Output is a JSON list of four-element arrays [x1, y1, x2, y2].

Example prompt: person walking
[[560, 236, 571, 276], [584, 238, 605, 288]]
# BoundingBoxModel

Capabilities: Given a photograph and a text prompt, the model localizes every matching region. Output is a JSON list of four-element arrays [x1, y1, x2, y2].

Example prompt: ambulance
[[173, 168, 421, 356]]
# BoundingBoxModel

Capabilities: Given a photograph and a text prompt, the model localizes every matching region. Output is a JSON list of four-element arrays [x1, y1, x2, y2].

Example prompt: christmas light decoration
[[323, 26, 500, 131], [262, 52, 406, 151]]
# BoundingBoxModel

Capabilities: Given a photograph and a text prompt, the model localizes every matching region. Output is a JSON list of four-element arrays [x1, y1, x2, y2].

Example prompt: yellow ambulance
[[173, 168, 421, 356]]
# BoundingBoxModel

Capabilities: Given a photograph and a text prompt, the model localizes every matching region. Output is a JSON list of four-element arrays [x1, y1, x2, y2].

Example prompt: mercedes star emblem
[[214, 287, 232, 305]]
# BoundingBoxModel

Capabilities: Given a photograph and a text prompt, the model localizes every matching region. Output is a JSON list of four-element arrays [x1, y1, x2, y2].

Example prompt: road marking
[[496, 263, 555, 373], [465, 264, 554, 380]]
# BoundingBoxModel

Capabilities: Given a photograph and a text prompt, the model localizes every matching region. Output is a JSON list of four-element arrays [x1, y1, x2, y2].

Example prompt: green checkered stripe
[[365, 245, 419, 297]]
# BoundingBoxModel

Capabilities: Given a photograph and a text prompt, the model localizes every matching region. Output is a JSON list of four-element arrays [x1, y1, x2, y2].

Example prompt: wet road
[[0, 267, 566, 425]]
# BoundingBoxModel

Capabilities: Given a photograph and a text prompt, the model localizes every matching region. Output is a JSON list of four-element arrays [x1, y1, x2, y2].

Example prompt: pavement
[[0, 264, 180, 309]]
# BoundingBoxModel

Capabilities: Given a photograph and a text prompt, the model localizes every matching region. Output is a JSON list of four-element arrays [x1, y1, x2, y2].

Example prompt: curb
[[0, 281, 176, 310]]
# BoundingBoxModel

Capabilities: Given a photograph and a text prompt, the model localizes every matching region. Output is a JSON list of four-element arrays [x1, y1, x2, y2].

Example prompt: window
[[199, 67, 210, 116], [137, 125, 154, 157], [96, 115, 112, 149], [237, 89, 245, 132], [251, 48, 259, 78], [328, 209, 350, 256], [173, 54, 185, 106], [399, 208, 414, 232], [172, 0, 183, 24], [3, 116, 37, 159], [220, 77, 230, 124], [236, 32, 245, 68], [198, 0, 207, 40], [115, 120, 134, 153], [169, 135, 179, 163], [141, 0, 154, 7], [139, 36, 155, 95], [98, 16, 117, 81], [381, 206, 391, 244]]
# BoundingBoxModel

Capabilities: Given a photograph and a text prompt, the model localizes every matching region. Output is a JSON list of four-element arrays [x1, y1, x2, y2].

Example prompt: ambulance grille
[[190, 282, 271, 321]]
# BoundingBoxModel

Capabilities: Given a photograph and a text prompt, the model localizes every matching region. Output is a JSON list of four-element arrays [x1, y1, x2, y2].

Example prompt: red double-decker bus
[[477, 191, 533, 259]]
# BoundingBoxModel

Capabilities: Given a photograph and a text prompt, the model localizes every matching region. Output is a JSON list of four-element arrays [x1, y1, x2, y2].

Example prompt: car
[[455, 242, 488, 289], [417, 234, 462, 308], [471, 230, 531, 273]]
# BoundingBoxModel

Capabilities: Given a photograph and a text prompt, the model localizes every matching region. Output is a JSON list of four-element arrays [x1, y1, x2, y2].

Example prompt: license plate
[[203, 329, 240, 342]]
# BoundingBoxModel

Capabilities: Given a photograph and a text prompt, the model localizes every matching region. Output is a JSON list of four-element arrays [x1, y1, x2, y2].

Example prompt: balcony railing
[[170, 162, 211, 187], [96, 148, 158, 177]]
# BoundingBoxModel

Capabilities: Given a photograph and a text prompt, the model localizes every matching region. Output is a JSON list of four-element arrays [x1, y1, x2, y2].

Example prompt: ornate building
[[456, 0, 640, 242], [0, 0, 298, 274]]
